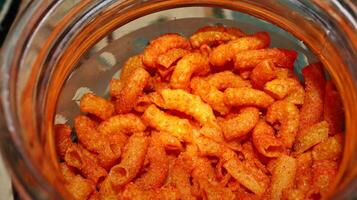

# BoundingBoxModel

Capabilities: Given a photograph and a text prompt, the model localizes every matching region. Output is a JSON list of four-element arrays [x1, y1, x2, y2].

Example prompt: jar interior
[[55, 7, 319, 125]]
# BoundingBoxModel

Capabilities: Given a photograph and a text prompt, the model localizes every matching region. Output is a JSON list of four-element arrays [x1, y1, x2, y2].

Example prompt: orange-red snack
[[114, 67, 150, 114], [157, 48, 190, 68], [266, 100, 299, 148], [97, 113, 146, 136], [299, 63, 326, 131], [234, 48, 298, 70], [60, 163, 96, 200], [295, 152, 313, 194], [294, 121, 329, 153], [160, 89, 216, 125], [190, 77, 230, 115], [309, 160, 338, 198], [170, 52, 210, 89], [206, 71, 251, 90], [108, 133, 149, 188], [80, 93, 114, 120], [74, 115, 121, 169], [55, 124, 73, 160], [189, 26, 245, 49], [270, 155, 297, 200], [250, 60, 276, 89], [219, 107, 260, 140], [109, 79, 122, 97], [156, 131, 183, 150], [252, 120, 284, 157], [166, 154, 195, 200], [143, 33, 191, 68], [142, 104, 193, 142], [224, 157, 269, 195], [209, 32, 270, 67], [324, 81, 344, 135], [224, 87, 274, 108], [264, 77, 304, 106], [312, 134, 342, 161], [120, 55, 145, 82], [65, 145, 107, 184], [135, 135, 169, 189]]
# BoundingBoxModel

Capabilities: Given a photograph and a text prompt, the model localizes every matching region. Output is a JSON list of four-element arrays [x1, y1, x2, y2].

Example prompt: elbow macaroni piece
[[114, 67, 150, 114], [190, 77, 230, 115], [55, 124, 73, 160], [209, 31, 270, 68], [120, 55, 145, 83], [220, 107, 260, 140], [64, 145, 107, 184], [266, 100, 299, 148], [189, 26, 244, 49], [142, 104, 193, 142], [294, 121, 329, 153], [224, 157, 269, 195], [108, 133, 149, 188], [234, 48, 298, 70], [205, 71, 251, 90], [299, 63, 326, 131], [312, 134, 342, 161], [252, 120, 284, 157], [135, 136, 169, 189], [157, 48, 190, 68], [60, 164, 95, 200], [160, 89, 216, 125], [97, 113, 146, 135], [270, 155, 297, 200], [250, 60, 276, 89], [143, 33, 191, 68], [80, 93, 114, 120], [224, 87, 274, 108], [170, 52, 210, 89]]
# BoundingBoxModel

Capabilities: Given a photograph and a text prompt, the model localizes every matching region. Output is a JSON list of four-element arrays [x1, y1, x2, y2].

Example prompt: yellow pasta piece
[[170, 52, 210, 89], [97, 113, 146, 135], [80, 93, 114, 120], [224, 157, 269, 195], [270, 155, 297, 200], [190, 77, 230, 115], [312, 134, 342, 161], [294, 121, 329, 153], [160, 89, 216, 124], [219, 107, 260, 140], [108, 133, 148, 188], [266, 100, 299, 148], [142, 104, 193, 142], [224, 87, 274, 108], [205, 71, 251, 90]]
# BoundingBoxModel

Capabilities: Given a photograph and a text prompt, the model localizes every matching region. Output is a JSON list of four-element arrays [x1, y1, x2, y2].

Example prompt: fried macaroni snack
[[56, 25, 344, 200]]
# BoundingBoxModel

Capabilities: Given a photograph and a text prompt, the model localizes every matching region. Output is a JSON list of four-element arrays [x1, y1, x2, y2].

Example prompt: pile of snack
[[55, 26, 344, 200]]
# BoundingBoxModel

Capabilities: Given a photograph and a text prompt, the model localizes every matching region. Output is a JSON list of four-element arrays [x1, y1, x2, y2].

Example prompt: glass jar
[[0, 0, 356, 199]]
